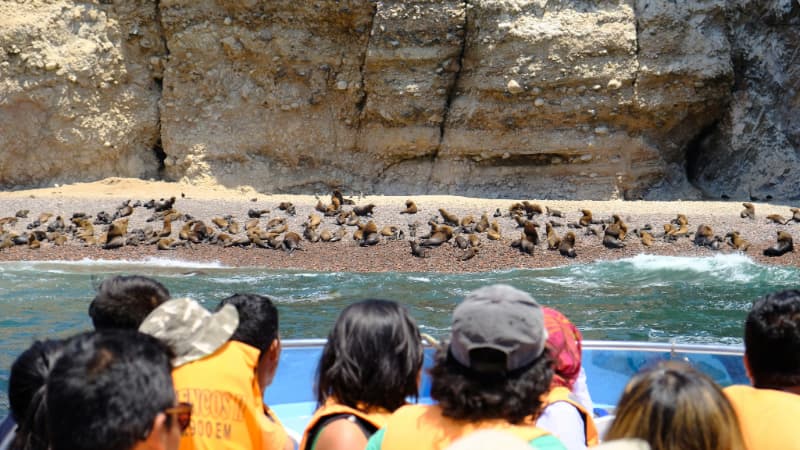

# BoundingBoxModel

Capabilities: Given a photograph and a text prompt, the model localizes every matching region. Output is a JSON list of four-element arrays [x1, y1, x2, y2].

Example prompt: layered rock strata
[[0, 0, 797, 200]]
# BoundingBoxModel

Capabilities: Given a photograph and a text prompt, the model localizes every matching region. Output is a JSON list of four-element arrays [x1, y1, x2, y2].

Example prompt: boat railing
[[281, 338, 744, 356]]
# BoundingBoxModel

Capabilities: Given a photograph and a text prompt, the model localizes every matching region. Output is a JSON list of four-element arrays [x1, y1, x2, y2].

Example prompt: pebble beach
[[1, 178, 798, 273]]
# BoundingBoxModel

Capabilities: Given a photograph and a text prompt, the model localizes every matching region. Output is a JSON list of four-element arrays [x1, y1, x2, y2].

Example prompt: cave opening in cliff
[[152, 138, 167, 174], [685, 121, 720, 191]]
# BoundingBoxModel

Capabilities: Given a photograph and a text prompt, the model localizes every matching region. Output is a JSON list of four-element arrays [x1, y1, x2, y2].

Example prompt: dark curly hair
[[429, 343, 553, 424], [89, 275, 170, 330], [316, 299, 423, 411], [745, 289, 800, 389]]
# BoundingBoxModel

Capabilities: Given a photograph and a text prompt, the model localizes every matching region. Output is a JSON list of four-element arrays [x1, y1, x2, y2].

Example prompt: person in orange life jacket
[[723, 289, 800, 450], [366, 284, 567, 450], [142, 294, 292, 450], [536, 307, 598, 449], [47, 330, 188, 450], [605, 361, 745, 450], [300, 299, 424, 450]]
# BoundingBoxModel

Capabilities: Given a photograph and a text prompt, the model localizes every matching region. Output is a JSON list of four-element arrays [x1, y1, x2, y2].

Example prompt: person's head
[[8, 339, 66, 450], [543, 306, 583, 390], [47, 330, 188, 450], [316, 299, 423, 411], [743, 289, 800, 389], [605, 361, 746, 450], [431, 284, 553, 424], [216, 293, 280, 390], [89, 275, 171, 330]]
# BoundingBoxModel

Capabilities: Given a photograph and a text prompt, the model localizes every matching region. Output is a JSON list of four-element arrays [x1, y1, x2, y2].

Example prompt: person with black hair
[[366, 284, 566, 450], [89, 275, 171, 330], [0, 339, 66, 450], [723, 289, 800, 449], [46, 330, 189, 450], [171, 293, 292, 450], [300, 299, 424, 450]]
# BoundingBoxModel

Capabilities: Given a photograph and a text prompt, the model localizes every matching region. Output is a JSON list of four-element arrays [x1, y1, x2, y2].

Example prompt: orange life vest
[[541, 386, 599, 446], [380, 404, 550, 450], [724, 384, 800, 450], [172, 341, 290, 450], [300, 399, 392, 450]]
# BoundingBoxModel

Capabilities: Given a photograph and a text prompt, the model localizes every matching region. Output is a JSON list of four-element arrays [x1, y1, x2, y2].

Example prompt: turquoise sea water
[[1, 253, 798, 416]]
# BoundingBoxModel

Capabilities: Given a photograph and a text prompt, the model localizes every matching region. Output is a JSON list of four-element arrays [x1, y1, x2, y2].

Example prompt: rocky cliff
[[1, 0, 798, 200]]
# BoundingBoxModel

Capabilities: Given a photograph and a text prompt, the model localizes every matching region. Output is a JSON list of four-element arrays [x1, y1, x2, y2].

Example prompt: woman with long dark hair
[[300, 299, 424, 450]]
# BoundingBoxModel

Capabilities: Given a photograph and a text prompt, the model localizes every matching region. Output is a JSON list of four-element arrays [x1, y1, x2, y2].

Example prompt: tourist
[[723, 289, 800, 448], [0, 339, 66, 450], [89, 275, 171, 330], [366, 284, 566, 450], [47, 330, 189, 450], [536, 307, 598, 449], [605, 361, 745, 450], [301, 299, 424, 450], [170, 293, 292, 450]]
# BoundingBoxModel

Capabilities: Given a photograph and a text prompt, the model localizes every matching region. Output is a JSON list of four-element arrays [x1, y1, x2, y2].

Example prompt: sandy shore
[[0, 177, 798, 272]]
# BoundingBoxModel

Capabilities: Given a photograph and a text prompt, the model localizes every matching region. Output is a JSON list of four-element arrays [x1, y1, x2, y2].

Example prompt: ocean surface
[[1, 253, 798, 417]]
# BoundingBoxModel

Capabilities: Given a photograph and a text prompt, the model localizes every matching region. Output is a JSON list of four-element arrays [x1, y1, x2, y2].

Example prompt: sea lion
[[487, 221, 502, 241], [247, 208, 269, 218], [278, 202, 296, 216], [468, 234, 481, 248], [315, 200, 328, 214], [0, 217, 18, 227], [513, 214, 527, 228], [460, 215, 475, 229], [579, 209, 593, 227], [788, 207, 800, 224], [439, 208, 460, 226], [766, 214, 788, 225], [244, 218, 260, 231], [740, 203, 755, 220], [523, 221, 540, 245], [672, 214, 689, 227], [353, 204, 376, 217], [331, 227, 347, 242], [103, 218, 129, 249], [410, 241, 429, 258], [302, 223, 320, 243], [46, 216, 65, 233], [640, 230, 654, 247], [546, 223, 560, 250], [27, 233, 41, 250], [380, 225, 400, 238], [510, 233, 535, 255], [454, 235, 469, 249], [546, 206, 564, 218], [211, 216, 231, 231], [725, 231, 750, 251], [611, 215, 628, 241], [325, 197, 341, 216], [157, 238, 178, 250], [154, 197, 176, 212], [401, 200, 418, 214], [558, 231, 577, 258], [693, 224, 721, 249], [493, 208, 503, 218], [15, 210, 29, 218], [307, 213, 322, 229], [282, 232, 303, 254], [360, 232, 380, 247], [763, 231, 793, 257], [522, 201, 543, 217], [475, 213, 490, 233], [460, 246, 478, 261], [320, 229, 333, 242]]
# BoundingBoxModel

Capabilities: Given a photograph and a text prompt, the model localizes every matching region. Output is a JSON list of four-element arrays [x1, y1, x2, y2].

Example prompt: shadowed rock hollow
[[1, 0, 798, 200]]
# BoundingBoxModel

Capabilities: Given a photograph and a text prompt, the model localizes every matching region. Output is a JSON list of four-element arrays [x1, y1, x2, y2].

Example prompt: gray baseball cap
[[139, 297, 239, 367], [450, 284, 547, 372]]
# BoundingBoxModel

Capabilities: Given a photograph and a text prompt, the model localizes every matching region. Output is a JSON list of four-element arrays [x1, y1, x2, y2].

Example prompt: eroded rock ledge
[[1, 0, 798, 200]]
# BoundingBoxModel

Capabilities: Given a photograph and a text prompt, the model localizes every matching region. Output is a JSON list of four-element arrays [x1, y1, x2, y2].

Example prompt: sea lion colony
[[0, 193, 797, 260]]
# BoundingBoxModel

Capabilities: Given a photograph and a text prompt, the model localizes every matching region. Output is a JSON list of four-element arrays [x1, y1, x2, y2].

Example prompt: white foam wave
[[611, 253, 762, 282], [0, 257, 228, 271]]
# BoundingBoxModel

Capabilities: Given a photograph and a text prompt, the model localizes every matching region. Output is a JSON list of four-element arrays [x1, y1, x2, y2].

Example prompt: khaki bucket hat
[[139, 297, 239, 367]]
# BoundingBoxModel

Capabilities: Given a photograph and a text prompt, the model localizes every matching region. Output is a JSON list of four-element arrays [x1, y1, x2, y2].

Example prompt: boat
[[266, 339, 749, 440]]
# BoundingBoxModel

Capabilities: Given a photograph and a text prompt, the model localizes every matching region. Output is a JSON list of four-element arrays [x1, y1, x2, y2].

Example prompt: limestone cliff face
[[1, 0, 797, 200], [0, 0, 164, 186]]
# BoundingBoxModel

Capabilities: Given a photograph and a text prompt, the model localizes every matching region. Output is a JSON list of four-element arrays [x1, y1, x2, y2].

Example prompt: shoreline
[[1, 178, 798, 273]]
